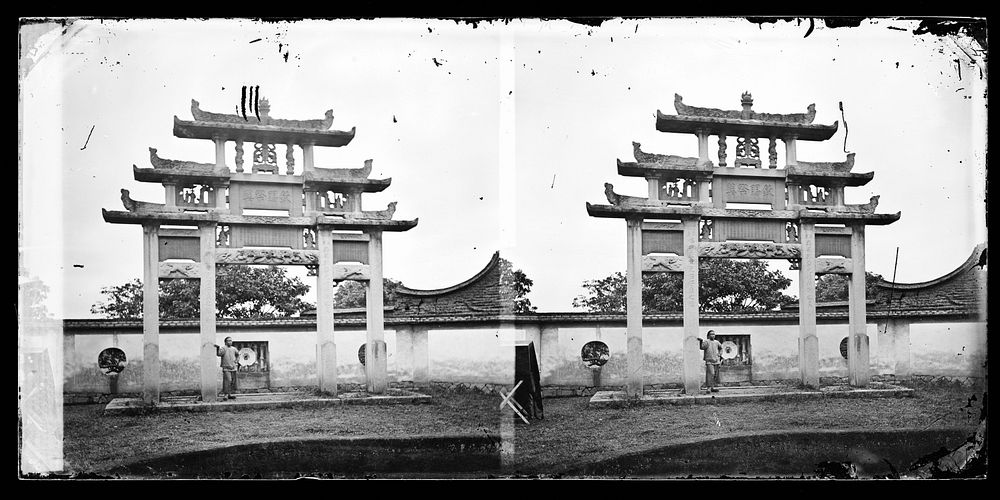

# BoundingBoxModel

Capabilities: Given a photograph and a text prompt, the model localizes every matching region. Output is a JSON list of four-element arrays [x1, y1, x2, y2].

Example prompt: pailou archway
[[103, 96, 417, 405], [587, 92, 900, 397]]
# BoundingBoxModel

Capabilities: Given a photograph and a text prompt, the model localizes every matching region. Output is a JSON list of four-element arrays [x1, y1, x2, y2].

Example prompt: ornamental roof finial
[[740, 91, 754, 119], [258, 96, 271, 119]]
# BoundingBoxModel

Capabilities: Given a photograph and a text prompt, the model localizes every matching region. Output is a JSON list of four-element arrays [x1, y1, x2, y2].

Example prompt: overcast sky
[[19, 17, 986, 319]]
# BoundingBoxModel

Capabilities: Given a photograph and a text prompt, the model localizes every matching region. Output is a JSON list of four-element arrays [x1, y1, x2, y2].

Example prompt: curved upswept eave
[[875, 244, 987, 291], [396, 252, 500, 298]]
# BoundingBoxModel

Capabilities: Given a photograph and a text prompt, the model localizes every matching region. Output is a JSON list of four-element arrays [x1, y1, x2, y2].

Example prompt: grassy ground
[[61, 384, 985, 477]]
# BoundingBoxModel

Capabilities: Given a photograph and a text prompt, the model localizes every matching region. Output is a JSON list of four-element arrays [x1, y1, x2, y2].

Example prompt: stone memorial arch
[[587, 92, 900, 397], [103, 97, 417, 405]]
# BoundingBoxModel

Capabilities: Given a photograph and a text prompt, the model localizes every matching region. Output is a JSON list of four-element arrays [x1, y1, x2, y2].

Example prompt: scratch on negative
[[80, 125, 95, 150]]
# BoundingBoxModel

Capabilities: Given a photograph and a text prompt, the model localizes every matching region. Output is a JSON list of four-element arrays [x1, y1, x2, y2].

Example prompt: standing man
[[215, 337, 239, 400], [697, 330, 723, 393]]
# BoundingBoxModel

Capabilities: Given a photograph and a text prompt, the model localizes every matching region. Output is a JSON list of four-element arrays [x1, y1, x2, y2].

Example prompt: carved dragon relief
[[794, 153, 856, 173], [673, 93, 816, 124], [605, 183, 675, 208], [148, 147, 219, 171], [159, 262, 200, 279], [642, 255, 686, 272], [323, 201, 398, 220], [331, 264, 371, 282], [311, 159, 374, 179], [700, 242, 801, 259], [191, 98, 335, 130], [801, 195, 879, 214], [121, 189, 176, 213], [816, 258, 853, 274], [216, 249, 319, 266], [839, 195, 880, 214], [631, 142, 710, 168]]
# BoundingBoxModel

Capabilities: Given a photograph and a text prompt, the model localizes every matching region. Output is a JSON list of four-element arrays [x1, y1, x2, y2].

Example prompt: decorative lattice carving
[[303, 228, 317, 249], [235, 140, 244, 173], [735, 137, 760, 159], [717, 135, 727, 167], [802, 185, 831, 204], [178, 184, 213, 206], [322, 191, 348, 211], [216, 225, 230, 247], [216, 249, 319, 265], [699, 219, 714, 241], [785, 221, 800, 243], [252, 143, 278, 173], [700, 242, 801, 259], [660, 178, 697, 201]]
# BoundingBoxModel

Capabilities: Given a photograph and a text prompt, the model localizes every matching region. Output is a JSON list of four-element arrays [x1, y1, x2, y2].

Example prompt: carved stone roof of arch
[[673, 93, 817, 124], [190, 99, 336, 130]]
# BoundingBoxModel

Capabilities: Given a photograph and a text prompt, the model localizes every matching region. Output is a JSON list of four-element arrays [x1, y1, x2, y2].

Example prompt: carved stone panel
[[231, 225, 303, 249], [332, 240, 369, 264], [159, 262, 200, 279], [699, 242, 801, 259], [331, 264, 371, 281], [716, 177, 782, 205], [158, 235, 200, 262], [815, 234, 852, 258], [642, 255, 685, 272], [641, 230, 684, 256], [712, 219, 784, 243], [816, 258, 853, 274], [216, 249, 319, 266], [234, 183, 302, 214]]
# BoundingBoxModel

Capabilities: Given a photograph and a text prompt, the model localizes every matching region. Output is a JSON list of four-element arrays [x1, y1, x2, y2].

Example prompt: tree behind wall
[[332, 258, 537, 313], [572, 260, 795, 313], [499, 258, 537, 314], [333, 278, 402, 309], [815, 272, 885, 302], [90, 266, 313, 319]]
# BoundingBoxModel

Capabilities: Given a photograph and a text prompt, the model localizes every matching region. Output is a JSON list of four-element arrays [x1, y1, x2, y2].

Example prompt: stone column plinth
[[798, 222, 819, 388], [848, 225, 870, 386], [316, 227, 338, 395], [682, 218, 702, 395], [141, 224, 160, 405], [366, 231, 387, 394], [199, 223, 218, 403], [625, 218, 643, 398]]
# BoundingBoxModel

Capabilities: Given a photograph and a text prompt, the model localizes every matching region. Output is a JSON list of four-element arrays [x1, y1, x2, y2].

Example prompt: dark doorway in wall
[[233, 341, 270, 391], [716, 334, 752, 384]]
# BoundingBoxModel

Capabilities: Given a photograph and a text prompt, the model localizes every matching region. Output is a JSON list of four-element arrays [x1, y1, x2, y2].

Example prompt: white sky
[[19, 17, 987, 319]]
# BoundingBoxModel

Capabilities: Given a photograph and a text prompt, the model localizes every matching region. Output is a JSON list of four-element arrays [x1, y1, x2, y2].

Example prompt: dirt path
[[60, 385, 984, 476]]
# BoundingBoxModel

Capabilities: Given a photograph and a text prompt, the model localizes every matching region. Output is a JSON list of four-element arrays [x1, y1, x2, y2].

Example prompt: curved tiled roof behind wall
[[871, 244, 987, 315], [392, 252, 504, 316]]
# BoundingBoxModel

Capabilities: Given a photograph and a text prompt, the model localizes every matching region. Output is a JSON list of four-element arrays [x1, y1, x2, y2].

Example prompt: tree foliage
[[815, 272, 885, 302], [20, 277, 53, 322], [91, 266, 314, 319], [499, 258, 536, 313], [333, 278, 403, 309], [572, 260, 795, 313]]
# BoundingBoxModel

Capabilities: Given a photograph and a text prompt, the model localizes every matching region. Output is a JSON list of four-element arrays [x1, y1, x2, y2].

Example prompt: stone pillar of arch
[[798, 222, 820, 388], [315, 226, 338, 395], [199, 222, 218, 403], [681, 218, 702, 395], [366, 230, 387, 394], [625, 218, 643, 398], [141, 223, 160, 404], [848, 225, 870, 386]]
